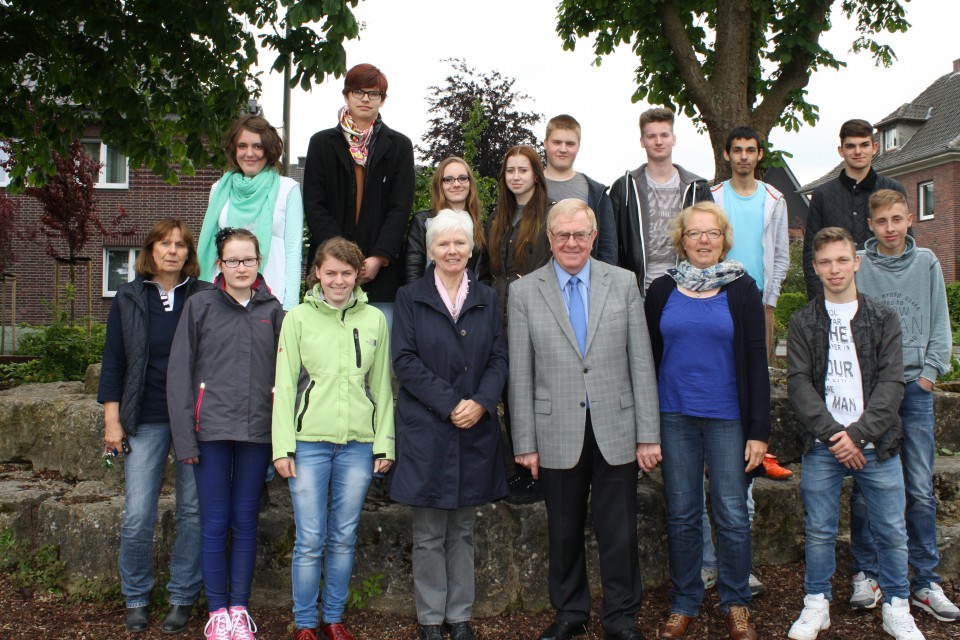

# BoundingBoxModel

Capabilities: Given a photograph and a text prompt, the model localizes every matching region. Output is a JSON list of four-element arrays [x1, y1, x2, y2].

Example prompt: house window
[[918, 181, 934, 221], [82, 141, 129, 189], [883, 128, 898, 151], [0, 147, 9, 187], [103, 248, 139, 296]]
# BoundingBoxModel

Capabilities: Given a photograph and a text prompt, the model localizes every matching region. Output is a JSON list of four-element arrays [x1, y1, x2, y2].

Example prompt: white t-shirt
[[824, 300, 870, 447]]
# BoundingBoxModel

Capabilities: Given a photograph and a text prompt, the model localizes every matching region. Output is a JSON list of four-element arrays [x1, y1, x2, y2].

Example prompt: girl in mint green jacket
[[272, 237, 393, 639]]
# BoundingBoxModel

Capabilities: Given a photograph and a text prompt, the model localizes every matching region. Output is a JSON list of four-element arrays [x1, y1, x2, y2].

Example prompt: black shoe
[[538, 620, 587, 640], [449, 621, 476, 640], [161, 604, 193, 634], [419, 624, 445, 640], [604, 628, 646, 640], [505, 476, 544, 505], [125, 606, 150, 633]]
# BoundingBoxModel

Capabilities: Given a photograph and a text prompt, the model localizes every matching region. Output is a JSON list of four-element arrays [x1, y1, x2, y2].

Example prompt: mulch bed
[[1, 564, 959, 638]]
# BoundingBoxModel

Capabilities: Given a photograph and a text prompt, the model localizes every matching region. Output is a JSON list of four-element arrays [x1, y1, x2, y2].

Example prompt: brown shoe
[[726, 606, 758, 640], [658, 613, 694, 638]]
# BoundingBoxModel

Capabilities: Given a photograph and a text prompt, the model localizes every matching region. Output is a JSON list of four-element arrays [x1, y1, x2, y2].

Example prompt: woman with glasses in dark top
[[302, 63, 415, 331], [405, 156, 487, 283]]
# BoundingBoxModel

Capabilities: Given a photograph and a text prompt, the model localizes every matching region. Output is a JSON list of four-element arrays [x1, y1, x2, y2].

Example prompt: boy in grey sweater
[[850, 188, 958, 623]]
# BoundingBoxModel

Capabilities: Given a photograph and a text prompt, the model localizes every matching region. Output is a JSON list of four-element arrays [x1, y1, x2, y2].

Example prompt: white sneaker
[[749, 572, 765, 596], [882, 597, 926, 640], [851, 571, 883, 609], [788, 593, 831, 640], [701, 566, 718, 590], [912, 582, 960, 622]]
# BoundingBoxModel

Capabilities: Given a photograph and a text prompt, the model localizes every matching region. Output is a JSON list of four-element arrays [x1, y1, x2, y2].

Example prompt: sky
[[255, 0, 958, 189]]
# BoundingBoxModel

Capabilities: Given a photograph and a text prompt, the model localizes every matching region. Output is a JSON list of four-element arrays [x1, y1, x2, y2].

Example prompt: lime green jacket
[[272, 284, 394, 461]]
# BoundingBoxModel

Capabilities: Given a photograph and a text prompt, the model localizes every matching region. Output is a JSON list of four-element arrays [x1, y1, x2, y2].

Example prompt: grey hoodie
[[856, 235, 952, 383]]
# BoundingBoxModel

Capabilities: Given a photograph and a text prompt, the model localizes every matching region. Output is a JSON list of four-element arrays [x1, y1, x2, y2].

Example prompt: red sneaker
[[323, 623, 355, 640], [762, 453, 793, 480], [294, 630, 318, 640]]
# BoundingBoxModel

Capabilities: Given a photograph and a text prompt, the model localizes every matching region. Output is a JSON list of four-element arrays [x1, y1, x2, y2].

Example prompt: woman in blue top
[[197, 115, 304, 310], [643, 201, 769, 640]]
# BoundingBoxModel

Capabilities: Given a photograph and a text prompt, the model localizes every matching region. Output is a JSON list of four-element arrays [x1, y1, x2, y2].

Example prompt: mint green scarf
[[198, 169, 280, 281]]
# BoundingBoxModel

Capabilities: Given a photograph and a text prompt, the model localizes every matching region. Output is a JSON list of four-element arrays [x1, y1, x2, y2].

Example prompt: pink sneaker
[[229, 606, 258, 640], [204, 608, 232, 640]]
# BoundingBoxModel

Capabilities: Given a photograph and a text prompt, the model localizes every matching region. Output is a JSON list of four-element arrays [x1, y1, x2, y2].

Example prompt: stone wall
[[1, 367, 959, 614]]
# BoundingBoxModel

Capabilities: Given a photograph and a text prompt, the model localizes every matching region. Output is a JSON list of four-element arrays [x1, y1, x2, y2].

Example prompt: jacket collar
[[537, 258, 611, 357], [838, 167, 878, 191], [329, 120, 393, 173], [410, 264, 485, 317]]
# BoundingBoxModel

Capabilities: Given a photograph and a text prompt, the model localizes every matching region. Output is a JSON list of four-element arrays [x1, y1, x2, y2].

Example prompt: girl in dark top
[[405, 156, 487, 283], [97, 218, 210, 634], [168, 228, 283, 640], [486, 145, 553, 505], [643, 201, 769, 640]]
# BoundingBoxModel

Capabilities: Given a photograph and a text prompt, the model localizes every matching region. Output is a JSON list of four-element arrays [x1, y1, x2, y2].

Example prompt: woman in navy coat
[[390, 209, 508, 640]]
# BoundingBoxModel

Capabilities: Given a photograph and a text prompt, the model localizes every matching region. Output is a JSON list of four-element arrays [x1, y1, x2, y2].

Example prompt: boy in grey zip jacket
[[849, 189, 958, 622]]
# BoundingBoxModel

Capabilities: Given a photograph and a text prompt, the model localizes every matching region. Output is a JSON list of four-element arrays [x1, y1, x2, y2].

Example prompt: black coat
[[389, 266, 509, 509], [303, 120, 415, 303]]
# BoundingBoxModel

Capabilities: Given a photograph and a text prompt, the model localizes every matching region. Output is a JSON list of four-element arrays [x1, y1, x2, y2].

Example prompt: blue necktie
[[567, 276, 586, 356]]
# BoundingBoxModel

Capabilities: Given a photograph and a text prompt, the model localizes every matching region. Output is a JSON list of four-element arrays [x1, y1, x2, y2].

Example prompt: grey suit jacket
[[508, 257, 660, 469]]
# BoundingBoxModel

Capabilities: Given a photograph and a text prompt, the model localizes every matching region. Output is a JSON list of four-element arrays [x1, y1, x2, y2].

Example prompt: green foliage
[[16, 316, 105, 383], [0, 358, 44, 390], [417, 59, 541, 180], [937, 356, 960, 384], [945, 281, 960, 333], [555, 0, 910, 180], [0, 1, 361, 189], [413, 166, 435, 215], [781, 240, 806, 296], [774, 292, 807, 341], [345, 573, 384, 610], [69, 576, 124, 604], [0, 529, 67, 595]]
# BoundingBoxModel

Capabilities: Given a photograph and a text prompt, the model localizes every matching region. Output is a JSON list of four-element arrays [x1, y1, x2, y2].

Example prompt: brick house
[[0, 131, 311, 326], [799, 58, 960, 282]]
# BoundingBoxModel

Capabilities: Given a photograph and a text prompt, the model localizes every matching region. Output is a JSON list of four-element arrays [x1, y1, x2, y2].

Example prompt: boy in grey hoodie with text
[[851, 188, 958, 623]]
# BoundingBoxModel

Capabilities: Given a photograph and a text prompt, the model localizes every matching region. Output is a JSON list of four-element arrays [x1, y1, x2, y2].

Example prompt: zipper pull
[[353, 328, 362, 368], [195, 382, 206, 432]]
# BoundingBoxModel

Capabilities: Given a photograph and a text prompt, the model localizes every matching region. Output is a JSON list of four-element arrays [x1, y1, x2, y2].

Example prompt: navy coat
[[389, 266, 509, 509]]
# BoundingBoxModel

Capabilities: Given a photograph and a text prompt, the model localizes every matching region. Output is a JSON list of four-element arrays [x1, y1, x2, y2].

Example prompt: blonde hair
[[669, 201, 734, 261]]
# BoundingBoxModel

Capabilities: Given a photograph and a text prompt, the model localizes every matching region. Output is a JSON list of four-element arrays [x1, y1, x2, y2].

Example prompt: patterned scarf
[[339, 106, 376, 166], [668, 259, 745, 292]]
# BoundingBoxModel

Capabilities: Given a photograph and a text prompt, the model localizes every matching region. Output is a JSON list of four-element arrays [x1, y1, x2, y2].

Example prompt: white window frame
[[882, 128, 898, 151], [102, 247, 139, 296], [918, 181, 934, 221], [0, 147, 9, 188], [82, 140, 129, 189]]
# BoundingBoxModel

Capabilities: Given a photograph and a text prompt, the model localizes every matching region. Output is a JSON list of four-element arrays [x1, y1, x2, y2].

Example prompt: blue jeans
[[660, 413, 752, 616], [801, 445, 909, 602], [369, 302, 394, 336], [119, 423, 202, 608], [702, 480, 755, 572], [288, 441, 373, 629], [850, 381, 939, 591], [194, 440, 272, 611]]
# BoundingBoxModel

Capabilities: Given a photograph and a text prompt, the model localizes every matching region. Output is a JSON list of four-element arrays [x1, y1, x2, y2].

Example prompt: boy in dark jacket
[[786, 226, 923, 640], [801, 119, 907, 299]]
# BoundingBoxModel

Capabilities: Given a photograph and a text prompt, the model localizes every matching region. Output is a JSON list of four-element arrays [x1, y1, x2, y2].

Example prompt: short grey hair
[[546, 198, 597, 232], [426, 209, 475, 252]]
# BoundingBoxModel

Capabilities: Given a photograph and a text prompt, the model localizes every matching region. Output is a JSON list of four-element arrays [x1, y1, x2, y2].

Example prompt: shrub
[[774, 292, 808, 340], [946, 281, 960, 332], [780, 240, 806, 297], [15, 315, 105, 382]]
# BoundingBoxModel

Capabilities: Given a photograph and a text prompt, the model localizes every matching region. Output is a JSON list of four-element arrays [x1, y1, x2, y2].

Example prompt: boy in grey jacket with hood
[[850, 188, 958, 623]]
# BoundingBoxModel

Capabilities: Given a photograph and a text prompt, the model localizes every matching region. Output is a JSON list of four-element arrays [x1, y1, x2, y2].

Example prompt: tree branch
[[653, 1, 712, 115]]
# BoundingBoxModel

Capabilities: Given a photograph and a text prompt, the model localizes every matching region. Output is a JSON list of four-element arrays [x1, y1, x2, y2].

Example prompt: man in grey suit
[[509, 198, 661, 640]]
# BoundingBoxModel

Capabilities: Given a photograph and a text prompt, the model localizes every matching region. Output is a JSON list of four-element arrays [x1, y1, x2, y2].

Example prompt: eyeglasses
[[350, 89, 383, 101], [549, 230, 594, 245], [684, 229, 723, 241], [441, 175, 470, 185], [221, 257, 259, 269]]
